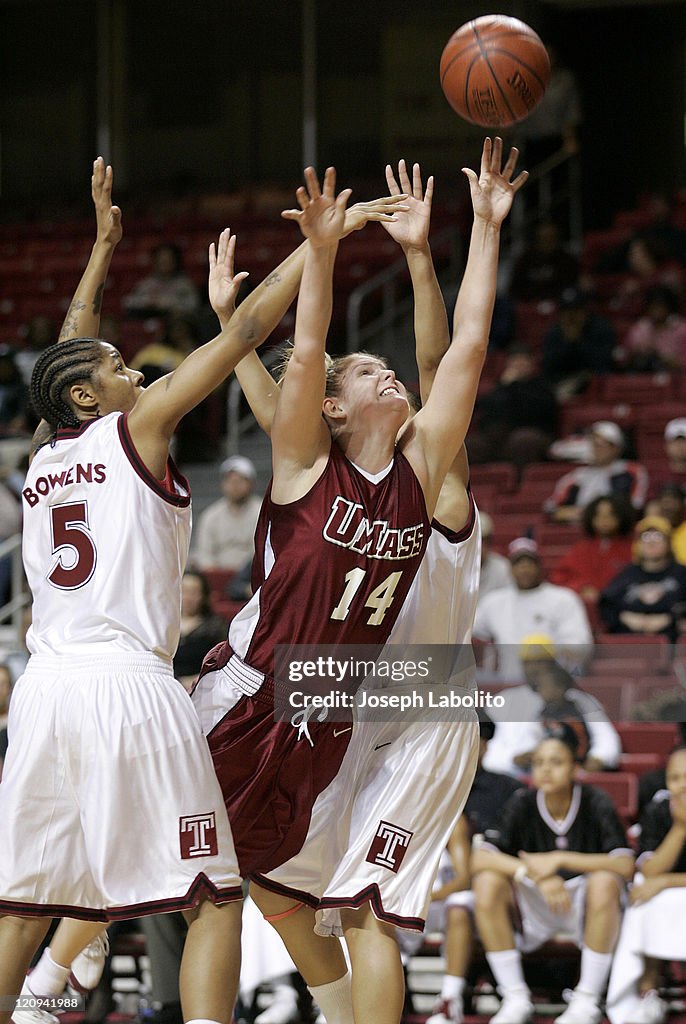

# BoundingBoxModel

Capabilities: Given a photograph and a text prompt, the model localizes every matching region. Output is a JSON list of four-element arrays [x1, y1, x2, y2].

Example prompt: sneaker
[[427, 997, 464, 1024], [628, 991, 668, 1024], [254, 987, 300, 1024], [11, 977, 59, 1024], [489, 992, 535, 1024], [554, 989, 603, 1024], [69, 932, 109, 992]]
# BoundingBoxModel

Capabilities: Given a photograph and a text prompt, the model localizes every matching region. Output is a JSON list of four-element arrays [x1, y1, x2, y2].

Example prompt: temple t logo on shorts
[[365, 820, 413, 872], [179, 812, 218, 859]]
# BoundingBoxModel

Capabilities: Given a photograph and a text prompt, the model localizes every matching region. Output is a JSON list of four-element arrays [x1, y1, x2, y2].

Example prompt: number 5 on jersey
[[48, 501, 97, 590], [331, 568, 403, 626]]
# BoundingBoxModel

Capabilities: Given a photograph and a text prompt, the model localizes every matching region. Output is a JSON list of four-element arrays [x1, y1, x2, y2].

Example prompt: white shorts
[[256, 696, 479, 936], [514, 875, 589, 953], [607, 881, 686, 1024], [0, 652, 242, 921]]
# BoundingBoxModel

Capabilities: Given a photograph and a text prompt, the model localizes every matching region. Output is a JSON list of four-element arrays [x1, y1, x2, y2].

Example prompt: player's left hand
[[462, 137, 528, 228], [282, 167, 352, 247], [343, 194, 409, 236], [630, 876, 667, 906], [208, 228, 249, 322], [381, 160, 433, 251], [92, 157, 123, 247]]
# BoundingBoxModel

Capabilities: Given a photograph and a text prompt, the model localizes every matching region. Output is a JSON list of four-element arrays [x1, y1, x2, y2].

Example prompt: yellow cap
[[520, 633, 556, 661]]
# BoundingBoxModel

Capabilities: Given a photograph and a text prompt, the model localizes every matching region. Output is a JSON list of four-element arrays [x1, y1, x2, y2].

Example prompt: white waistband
[[26, 651, 174, 674], [221, 653, 265, 696]]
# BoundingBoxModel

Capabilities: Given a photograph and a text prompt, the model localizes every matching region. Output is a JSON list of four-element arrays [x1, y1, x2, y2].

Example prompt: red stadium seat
[[616, 722, 681, 757], [600, 373, 676, 404], [594, 633, 671, 668], [619, 752, 664, 775], [469, 463, 518, 494], [576, 677, 634, 720], [577, 770, 638, 822]]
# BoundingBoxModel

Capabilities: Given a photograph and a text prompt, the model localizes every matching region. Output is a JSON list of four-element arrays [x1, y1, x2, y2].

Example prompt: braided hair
[[30, 337, 106, 430]]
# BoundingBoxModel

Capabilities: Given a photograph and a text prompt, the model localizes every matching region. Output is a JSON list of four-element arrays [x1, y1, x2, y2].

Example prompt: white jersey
[[385, 495, 482, 648], [22, 412, 191, 660]]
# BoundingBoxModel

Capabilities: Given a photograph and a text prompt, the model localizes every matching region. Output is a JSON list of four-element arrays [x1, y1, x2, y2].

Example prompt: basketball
[[440, 15, 551, 128]]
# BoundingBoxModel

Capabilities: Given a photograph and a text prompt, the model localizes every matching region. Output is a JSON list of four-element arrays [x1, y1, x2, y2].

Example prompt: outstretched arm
[[268, 167, 350, 497], [30, 158, 123, 454], [383, 160, 471, 529], [59, 158, 123, 342], [401, 138, 527, 516]]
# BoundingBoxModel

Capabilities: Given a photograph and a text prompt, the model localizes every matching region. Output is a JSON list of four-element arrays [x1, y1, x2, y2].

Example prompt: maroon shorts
[[200, 641, 353, 878]]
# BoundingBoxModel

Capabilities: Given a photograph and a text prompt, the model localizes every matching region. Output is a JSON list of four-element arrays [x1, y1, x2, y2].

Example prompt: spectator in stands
[[599, 514, 686, 643], [478, 511, 513, 598], [646, 482, 686, 564], [662, 417, 686, 479], [473, 725, 634, 1024], [191, 454, 261, 571], [130, 314, 197, 385], [550, 494, 636, 601], [173, 570, 228, 691], [123, 242, 200, 318], [637, 724, 686, 812], [606, 745, 686, 1024], [425, 717, 522, 1024], [541, 287, 617, 400], [545, 420, 649, 524], [533, 659, 621, 772], [619, 285, 686, 372], [473, 539, 594, 681], [608, 233, 686, 315], [509, 220, 580, 303], [483, 636, 620, 777], [0, 662, 12, 778], [469, 346, 559, 472]]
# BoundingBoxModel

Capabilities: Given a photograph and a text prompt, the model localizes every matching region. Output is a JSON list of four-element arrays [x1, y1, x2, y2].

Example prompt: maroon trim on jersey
[[0, 875, 242, 922], [117, 413, 190, 507], [320, 886, 425, 932], [250, 872, 319, 908], [54, 419, 101, 441], [431, 486, 477, 545]]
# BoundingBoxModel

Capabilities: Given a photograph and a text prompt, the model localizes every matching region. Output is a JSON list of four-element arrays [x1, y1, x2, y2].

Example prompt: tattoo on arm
[[92, 282, 105, 316], [264, 271, 282, 288], [58, 299, 86, 342], [30, 420, 55, 455]]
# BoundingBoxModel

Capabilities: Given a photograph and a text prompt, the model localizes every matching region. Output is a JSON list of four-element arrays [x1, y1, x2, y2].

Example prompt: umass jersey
[[489, 783, 631, 878], [22, 413, 191, 661], [231, 442, 430, 677]]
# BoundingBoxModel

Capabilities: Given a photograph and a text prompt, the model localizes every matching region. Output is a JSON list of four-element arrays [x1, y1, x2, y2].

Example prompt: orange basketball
[[440, 15, 551, 128]]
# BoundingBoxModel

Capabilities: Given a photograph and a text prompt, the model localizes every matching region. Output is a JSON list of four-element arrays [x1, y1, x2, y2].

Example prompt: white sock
[[26, 950, 71, 998], [485, 950, 530, 999], [577, 948, 613, 998], [309, 972, 354, 1024], [441, 976, 466, 1002]]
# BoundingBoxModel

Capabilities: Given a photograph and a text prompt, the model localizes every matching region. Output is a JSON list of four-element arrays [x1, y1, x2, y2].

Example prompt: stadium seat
[[576, 677, 634, 720], [469, 463, 518, 494], [616, 722, 681, 757], [594, 633, 671, 668], [600, 373, 676, 404], [577, 770, 638, 823], [619, 752, 664, 775]]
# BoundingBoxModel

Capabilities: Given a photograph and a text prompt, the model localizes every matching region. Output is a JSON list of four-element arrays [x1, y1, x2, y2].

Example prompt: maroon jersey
[[230, 442, 430, 677]]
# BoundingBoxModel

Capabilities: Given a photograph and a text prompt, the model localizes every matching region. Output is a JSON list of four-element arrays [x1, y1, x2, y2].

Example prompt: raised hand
[[92, 156, 123, 247], [343, 193, 409, 236], [208, 228, 249, 322], [462, 137, 528, 228], [281, 167, 352, 247], [381, 159, 433, 251]]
